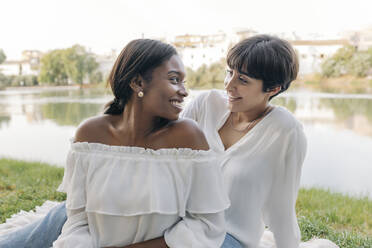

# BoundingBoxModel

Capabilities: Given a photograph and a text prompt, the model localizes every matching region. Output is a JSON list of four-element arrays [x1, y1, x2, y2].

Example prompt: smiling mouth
[[170, 100, 183, 109], [228, 96, 242, 102]]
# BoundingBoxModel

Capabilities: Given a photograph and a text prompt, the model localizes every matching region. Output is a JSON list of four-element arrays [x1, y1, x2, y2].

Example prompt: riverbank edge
[[1, 76, 372, 95], [0, 158, 371, 247]]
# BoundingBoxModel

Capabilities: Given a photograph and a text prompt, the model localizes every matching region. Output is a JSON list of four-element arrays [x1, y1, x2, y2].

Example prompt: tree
[[321, 45, 356, 77], [39, 49, 69, 85], [186, 59, 226, 89], [349, 52, 371, 77], [0, 49, 8, 89], [63, 45, 98, 85], [208, 59, 226, 88], [0, 49, 6, 64], [38, 45, 99, 85], [88, 71, 103, 84], [321, 45, 372, 78]]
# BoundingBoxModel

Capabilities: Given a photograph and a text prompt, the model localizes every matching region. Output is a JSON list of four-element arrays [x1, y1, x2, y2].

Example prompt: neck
[[115, 99, 164, 144], [233, 103, 270, 124]]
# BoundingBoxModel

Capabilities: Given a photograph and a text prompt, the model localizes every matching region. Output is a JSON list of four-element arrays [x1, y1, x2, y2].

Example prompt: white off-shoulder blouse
[[52, 142, 230, 248]]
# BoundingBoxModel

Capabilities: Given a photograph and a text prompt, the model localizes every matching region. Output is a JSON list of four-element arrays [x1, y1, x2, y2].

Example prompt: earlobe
[[273, 86, 281, 95], [267, 86, 281, 96]]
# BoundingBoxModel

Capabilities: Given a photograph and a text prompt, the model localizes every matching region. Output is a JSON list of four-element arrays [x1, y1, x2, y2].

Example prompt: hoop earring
[[138, 91, 144, 98]]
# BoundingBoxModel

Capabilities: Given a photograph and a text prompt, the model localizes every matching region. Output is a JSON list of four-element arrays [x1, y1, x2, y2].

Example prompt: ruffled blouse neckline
[[70, 139, 214, 158]]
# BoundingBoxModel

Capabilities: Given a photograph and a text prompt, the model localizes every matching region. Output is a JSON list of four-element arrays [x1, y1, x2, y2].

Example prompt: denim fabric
[[0, 202, 67, 248], [221, 233, 243, 248]]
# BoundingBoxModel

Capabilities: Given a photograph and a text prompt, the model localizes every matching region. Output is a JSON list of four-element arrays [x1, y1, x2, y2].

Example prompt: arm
[[53, 208, 94, 248], [119, 213, 226, 248], [262, 127, 307, 248], [117, 211, 226, 248], [164, 211, 226, 248], [106, 237, 168, 248], [54, 124, 97, 247], [164, 136, 228, 248]]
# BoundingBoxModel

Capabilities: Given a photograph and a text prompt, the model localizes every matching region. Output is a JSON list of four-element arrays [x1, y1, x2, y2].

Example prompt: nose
[[177, 84, 188, 98], [224, 72, 235, 91]]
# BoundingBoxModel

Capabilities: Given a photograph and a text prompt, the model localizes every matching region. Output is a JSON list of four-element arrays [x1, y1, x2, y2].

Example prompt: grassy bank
[[297, 188, 372, 247], [0, 158, 371, 247], [0, 159, 66, 223]]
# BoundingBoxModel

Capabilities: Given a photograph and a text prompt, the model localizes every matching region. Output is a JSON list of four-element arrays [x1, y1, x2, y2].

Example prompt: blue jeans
[[0, 202, 242, 248], [221, 233, 243, 248], [0, 202, 67, 248]]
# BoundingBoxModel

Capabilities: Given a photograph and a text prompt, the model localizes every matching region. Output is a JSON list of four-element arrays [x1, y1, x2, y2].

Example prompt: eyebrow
[[167, 71, 184, 76], [227, 66, 250, 77], [238, 71, 250, 77]]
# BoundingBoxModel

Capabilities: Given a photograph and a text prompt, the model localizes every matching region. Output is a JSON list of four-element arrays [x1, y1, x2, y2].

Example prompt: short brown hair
[[227, 35, 299, 100]]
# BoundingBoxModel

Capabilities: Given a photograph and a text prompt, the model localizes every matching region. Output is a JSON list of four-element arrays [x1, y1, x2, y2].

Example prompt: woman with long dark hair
[[0, 39, 230, 248]]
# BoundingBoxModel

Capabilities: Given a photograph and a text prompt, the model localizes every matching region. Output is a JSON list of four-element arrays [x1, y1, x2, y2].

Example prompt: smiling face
[[224, 68, 273, 113], [141, 55, 188, 121]]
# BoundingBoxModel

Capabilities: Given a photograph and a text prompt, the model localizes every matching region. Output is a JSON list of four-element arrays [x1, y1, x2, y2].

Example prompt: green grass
[[297, 188, 372, 247], [0, 158, 66, 223], [0, 158, 371, 247]]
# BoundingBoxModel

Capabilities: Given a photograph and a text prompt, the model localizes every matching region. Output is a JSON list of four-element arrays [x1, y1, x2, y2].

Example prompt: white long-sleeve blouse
[[52, 141, 230, 248], [181, 90, 307, 248]]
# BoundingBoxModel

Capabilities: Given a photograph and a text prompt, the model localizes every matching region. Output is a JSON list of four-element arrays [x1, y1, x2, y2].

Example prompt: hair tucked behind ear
[[104, 39, 177, 115]]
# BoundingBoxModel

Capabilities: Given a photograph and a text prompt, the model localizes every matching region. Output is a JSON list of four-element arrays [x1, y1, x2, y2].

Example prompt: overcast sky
[[1, 0, 372, 60]]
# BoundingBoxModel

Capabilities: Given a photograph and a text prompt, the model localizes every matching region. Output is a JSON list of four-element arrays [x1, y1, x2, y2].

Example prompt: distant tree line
[[321, 45, 372, 77], [0, 49, 8, 89], [39, 45, 102, 85], [0, 45, 103, 89], [3, 44, 372, 90], [0, 49, 6, 65], [186, 59, 226, 89]]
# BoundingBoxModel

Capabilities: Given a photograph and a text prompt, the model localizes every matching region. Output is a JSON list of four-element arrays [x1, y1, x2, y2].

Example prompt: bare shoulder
[[74, 115, 113, 143], [167, 119, 209, 150]]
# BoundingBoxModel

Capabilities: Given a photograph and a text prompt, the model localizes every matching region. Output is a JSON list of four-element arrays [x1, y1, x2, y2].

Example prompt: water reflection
[[40, 103, 103, 126], [37, 88, 111, 99], [272, 97, 298, 113], [273, 95, 372, 137]]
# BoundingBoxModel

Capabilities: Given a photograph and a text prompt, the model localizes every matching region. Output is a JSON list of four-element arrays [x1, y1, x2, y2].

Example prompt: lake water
[[0, 87, 371, 199]]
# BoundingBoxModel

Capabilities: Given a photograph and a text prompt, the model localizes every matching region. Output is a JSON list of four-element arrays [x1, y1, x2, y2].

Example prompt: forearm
[[106, 237, 168, 248]]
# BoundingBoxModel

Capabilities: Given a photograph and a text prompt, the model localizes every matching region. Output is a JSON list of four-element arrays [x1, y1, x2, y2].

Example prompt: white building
[[0, 60, 37, 76], [170, 30, 350, 75], [95, 50, 117, 78], [0, 50, 42, 76], [170, 29, 260, 70], [171, 33, 230, 70], [342, 27, 372, 51], [291, 40, 349, 75]]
